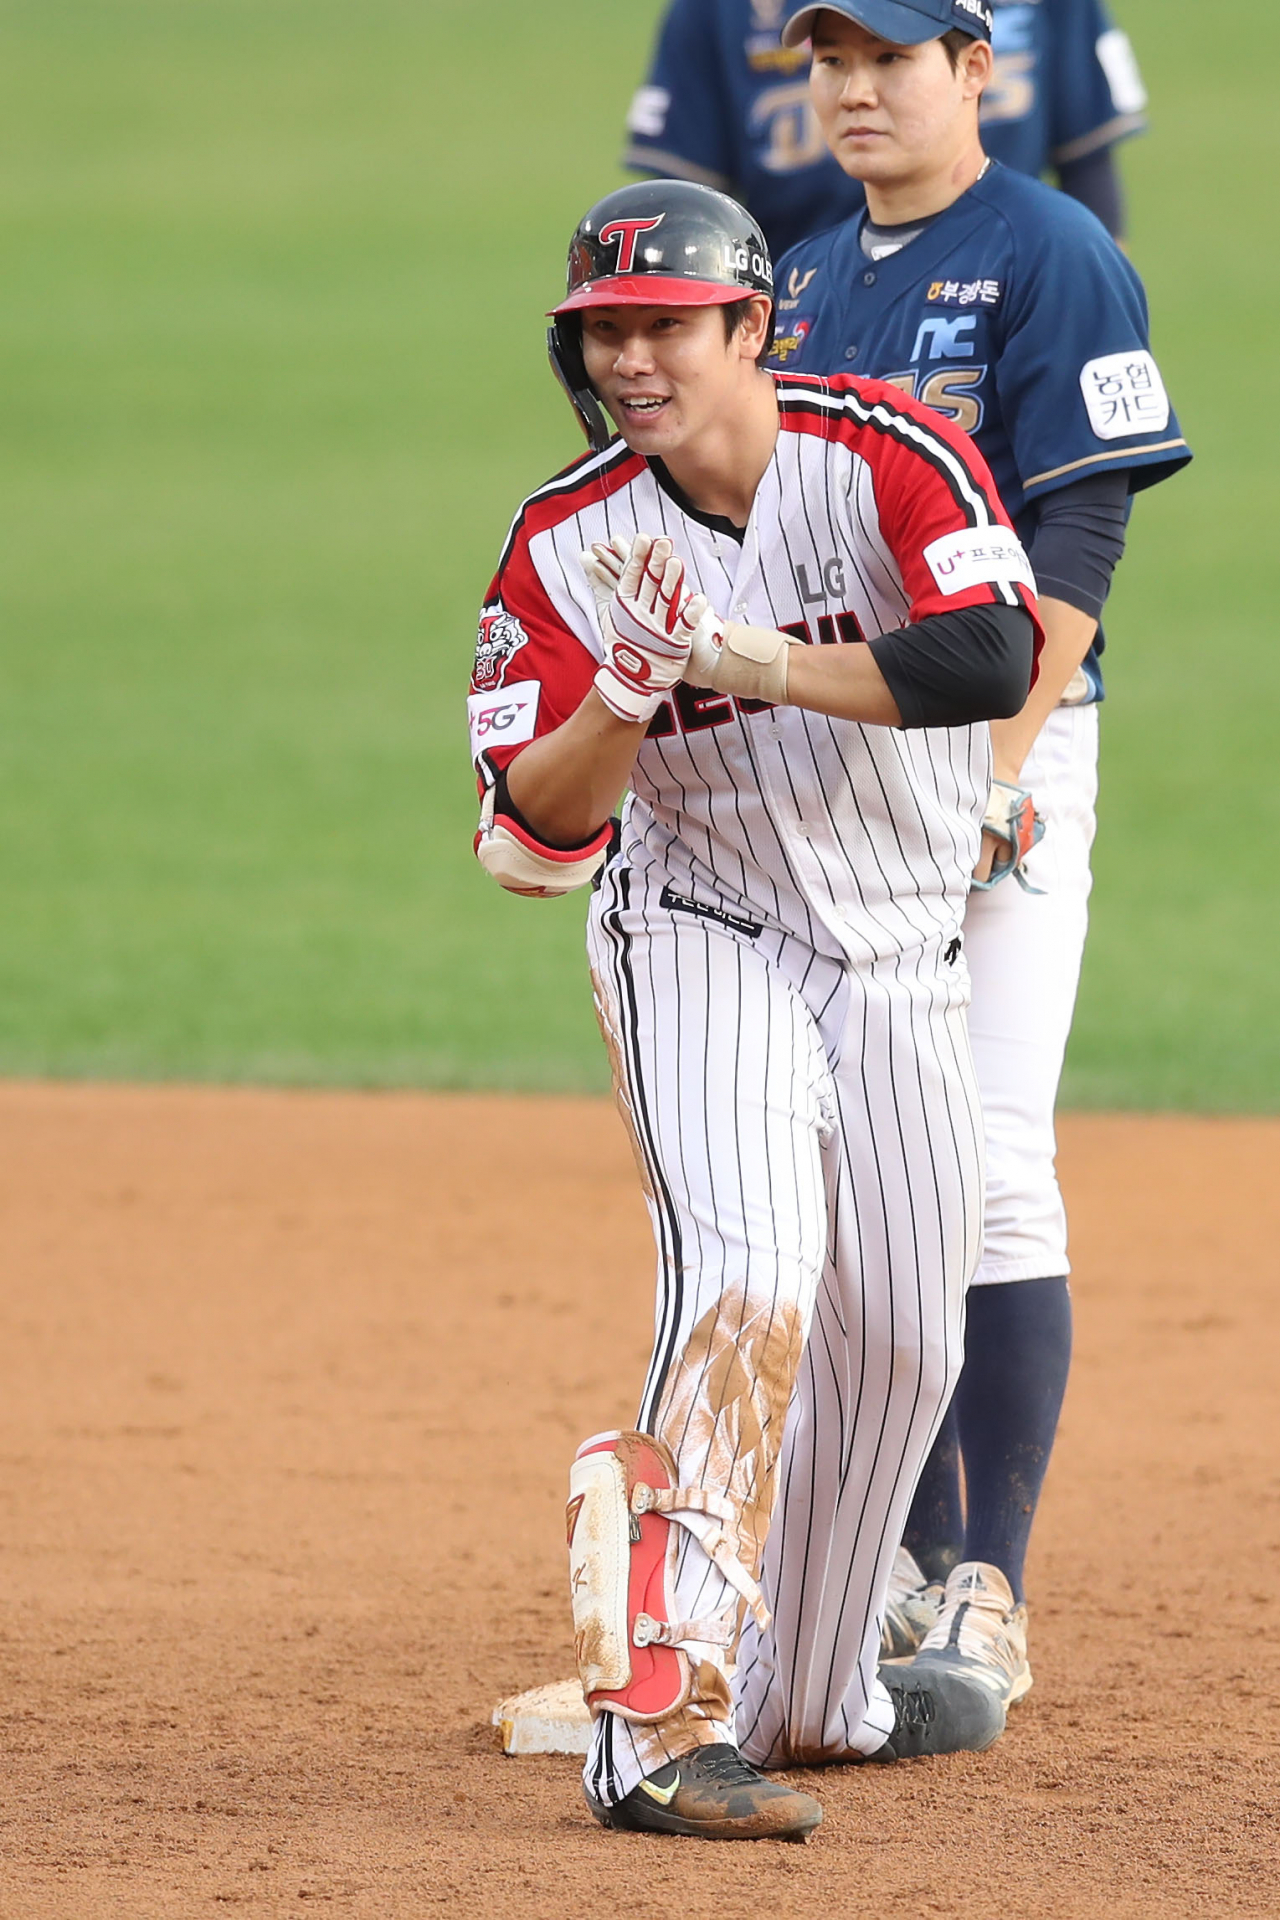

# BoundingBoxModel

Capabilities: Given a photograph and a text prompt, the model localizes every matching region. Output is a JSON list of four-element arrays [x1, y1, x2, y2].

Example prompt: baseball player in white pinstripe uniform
[[469, 179, 1043, 1840]]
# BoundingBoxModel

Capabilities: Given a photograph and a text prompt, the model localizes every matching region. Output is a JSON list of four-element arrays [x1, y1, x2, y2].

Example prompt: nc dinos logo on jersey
[[473, 604, 529, 692]]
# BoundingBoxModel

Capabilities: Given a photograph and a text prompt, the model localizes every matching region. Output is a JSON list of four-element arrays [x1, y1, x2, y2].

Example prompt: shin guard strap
[[632, 1482, 771, 1629]]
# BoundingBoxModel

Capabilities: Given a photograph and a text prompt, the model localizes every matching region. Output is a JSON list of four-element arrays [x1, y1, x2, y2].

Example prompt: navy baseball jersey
[[624, 0, 1147, 259], [981, 0, 1146, 176], [768, 164, 1189, 695]]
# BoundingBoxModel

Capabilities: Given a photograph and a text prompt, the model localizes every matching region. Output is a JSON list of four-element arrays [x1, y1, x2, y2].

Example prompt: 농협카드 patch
[[1079, 351, 1170, 440]]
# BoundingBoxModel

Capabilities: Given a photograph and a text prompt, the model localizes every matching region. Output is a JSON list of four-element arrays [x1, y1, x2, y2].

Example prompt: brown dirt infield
[[0, 1082, 1276, 1919]]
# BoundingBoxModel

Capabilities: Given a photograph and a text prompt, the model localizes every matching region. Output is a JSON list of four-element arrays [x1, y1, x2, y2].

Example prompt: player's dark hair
[[940, 27, 975, 68], [722, 297, 774, 367]]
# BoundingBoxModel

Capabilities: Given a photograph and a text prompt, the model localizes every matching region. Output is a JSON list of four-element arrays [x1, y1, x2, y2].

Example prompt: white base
[[492, 1678, 592, 1756]]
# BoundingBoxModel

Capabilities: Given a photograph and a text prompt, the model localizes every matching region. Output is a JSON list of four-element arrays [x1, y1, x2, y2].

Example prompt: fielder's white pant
[[582, 864, 984, 1802], [966, 703, 1099, 1287]]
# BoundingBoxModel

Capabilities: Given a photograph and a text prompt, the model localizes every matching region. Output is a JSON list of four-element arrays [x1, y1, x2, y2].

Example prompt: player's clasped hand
[[580, 533, 630, 633], [583, 532, 799, 714], [586, 533, 707, 727], [611, 534, 704, 658]]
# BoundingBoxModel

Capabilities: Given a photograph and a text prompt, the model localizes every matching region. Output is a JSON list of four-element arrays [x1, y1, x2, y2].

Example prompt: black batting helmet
[[547, 181, 775, 451]]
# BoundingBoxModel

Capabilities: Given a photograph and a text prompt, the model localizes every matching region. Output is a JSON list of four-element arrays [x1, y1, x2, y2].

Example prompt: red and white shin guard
[[566, 1430, 770, 1725]]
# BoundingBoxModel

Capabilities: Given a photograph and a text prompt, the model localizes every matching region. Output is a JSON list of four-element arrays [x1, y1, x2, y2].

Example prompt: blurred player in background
[[623, 0, 1147, 255], [759, 0, 1189, 1710]]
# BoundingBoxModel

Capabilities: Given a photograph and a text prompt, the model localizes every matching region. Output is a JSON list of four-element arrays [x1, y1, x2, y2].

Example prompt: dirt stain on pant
[[656, 1286, 807, 1581], [615, 1288, 808, 1765], [590, 966, 654, 1201]]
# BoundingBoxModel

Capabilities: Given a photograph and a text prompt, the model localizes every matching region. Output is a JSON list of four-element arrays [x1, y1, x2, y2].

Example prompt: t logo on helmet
[[598, 214, 666, 273]]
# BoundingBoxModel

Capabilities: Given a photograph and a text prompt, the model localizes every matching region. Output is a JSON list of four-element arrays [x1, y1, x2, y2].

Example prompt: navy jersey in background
[[624, 0, 1147, 258], [767, 164, 1189, 696]]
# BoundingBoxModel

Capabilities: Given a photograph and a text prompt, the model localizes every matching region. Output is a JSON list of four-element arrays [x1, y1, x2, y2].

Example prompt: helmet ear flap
[[547, 317, 612, 453]]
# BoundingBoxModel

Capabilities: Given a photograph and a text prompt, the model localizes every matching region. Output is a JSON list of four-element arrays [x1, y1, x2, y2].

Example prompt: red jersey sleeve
[[840, 376, 1044, 651], [468, 521, 598, 782]]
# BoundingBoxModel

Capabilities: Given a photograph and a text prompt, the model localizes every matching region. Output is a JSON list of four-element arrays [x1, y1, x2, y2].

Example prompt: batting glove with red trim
[[580, 533, 632, 639], [585, 534, 705, 726]]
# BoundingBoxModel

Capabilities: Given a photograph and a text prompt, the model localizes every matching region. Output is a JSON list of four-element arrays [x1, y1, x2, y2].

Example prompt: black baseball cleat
[[868, 1662, 1007, 1760], [585, 1741, 823, 1841]]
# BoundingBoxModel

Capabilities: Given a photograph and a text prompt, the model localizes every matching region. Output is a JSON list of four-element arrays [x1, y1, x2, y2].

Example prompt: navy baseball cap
[[781, 0, 993, 48]]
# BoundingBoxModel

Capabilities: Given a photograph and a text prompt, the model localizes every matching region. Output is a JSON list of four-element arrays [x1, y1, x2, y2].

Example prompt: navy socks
[[958, 1275, 1073, 1602], [904, 1275, 1073, 1603]]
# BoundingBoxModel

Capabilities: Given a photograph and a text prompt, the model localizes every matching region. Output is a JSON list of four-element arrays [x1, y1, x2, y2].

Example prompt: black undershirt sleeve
[[1027, 470, 1130, 619], [490, 761, 610, 852], [1056, 144, 1126, 241], [868, 602, 1035, 731]]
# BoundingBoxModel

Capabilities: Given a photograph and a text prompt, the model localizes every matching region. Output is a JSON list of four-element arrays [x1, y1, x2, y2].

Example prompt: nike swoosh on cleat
[[638, 1771, 681, 1805]]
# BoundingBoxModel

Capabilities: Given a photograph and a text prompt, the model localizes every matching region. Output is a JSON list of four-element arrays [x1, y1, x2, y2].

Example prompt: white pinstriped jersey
[[469, 373, 1040, 966]]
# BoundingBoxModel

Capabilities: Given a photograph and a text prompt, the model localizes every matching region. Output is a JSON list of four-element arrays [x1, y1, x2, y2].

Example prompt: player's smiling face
[[579, 303, 770, 457], [808, 14, 990, 196]]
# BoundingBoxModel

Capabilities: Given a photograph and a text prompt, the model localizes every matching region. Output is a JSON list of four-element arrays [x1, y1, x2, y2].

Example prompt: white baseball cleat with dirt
[[908, 1561, 1032, 1707], [880, 1545, 945, 1659]]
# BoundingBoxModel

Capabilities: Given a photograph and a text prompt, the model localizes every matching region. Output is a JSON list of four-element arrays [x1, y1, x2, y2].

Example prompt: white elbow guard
[[473, 783, 610, 898]]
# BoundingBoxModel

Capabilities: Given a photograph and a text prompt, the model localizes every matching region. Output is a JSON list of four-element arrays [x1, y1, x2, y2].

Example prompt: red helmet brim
[[550, 275, 757, 317]]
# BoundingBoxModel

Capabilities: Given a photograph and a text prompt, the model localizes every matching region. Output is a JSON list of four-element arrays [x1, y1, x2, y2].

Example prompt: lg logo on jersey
[[795, 557, 846, 605]]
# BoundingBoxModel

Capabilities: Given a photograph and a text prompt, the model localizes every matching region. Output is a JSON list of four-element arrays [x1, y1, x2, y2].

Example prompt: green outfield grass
[[1, 0, 1275, 1106]]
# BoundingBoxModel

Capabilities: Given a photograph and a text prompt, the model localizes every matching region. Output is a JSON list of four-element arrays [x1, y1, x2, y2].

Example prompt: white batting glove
[[595, 539, 796, 707], [610, 535, 698, 660], [584, 534, 700, 726], [579, 534, 632, 640]]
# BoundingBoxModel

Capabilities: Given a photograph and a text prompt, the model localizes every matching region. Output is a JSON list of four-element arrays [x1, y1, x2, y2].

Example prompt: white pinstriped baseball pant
[[966, 703, 1100, 1285], [582, 863, 985, 1802]]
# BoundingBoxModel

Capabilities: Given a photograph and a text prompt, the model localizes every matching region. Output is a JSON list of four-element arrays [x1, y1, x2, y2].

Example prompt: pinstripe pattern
[[485, 382, 1019, 1805], [583, 866, 984, 1801], [522, 404, 993, 968]]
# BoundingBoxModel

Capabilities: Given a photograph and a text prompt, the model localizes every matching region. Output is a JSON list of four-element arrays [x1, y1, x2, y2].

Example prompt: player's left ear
[[959, 35, 993, 102], [734, 294, 774, 366]]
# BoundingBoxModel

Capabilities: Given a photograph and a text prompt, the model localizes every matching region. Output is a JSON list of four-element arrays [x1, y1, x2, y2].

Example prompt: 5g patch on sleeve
[[467, 680, 541, 761], [1079, 351, 1170, 440]]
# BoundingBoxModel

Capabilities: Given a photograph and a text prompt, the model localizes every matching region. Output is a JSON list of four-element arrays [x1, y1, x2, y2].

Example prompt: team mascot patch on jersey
[[473, 604, 529, 692]]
